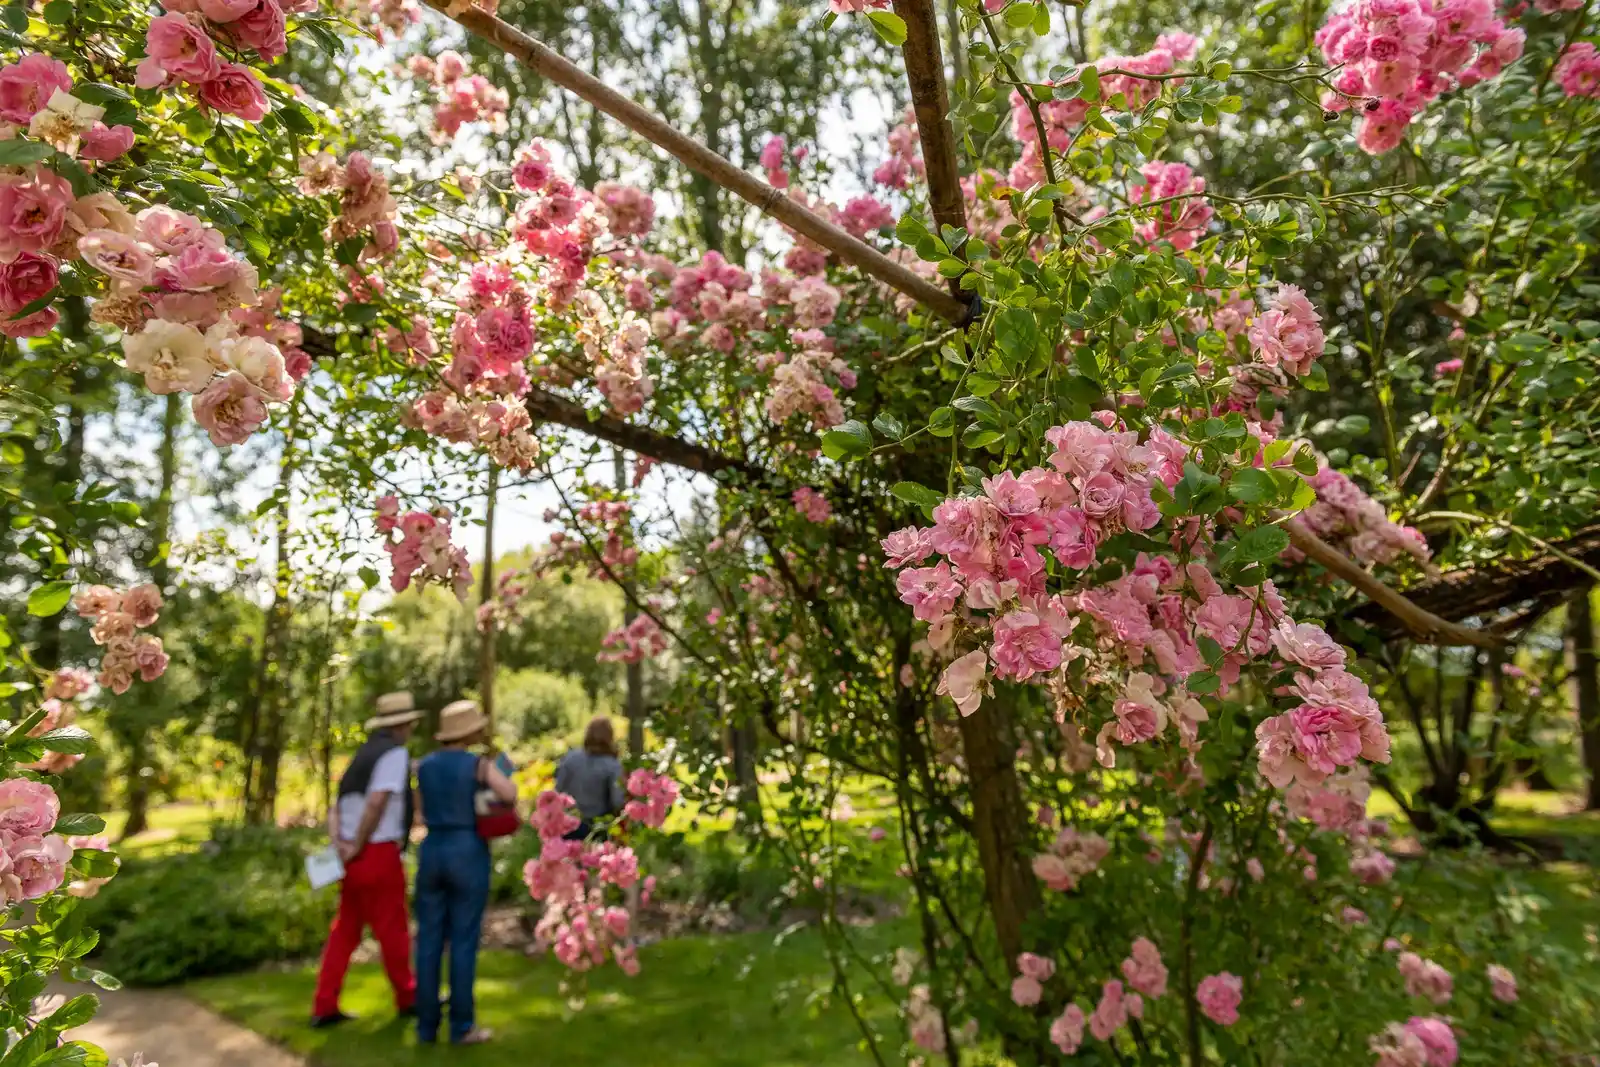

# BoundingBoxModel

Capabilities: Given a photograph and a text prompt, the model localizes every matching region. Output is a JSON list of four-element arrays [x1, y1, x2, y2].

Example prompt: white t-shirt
[[337, 746, 410, 844]]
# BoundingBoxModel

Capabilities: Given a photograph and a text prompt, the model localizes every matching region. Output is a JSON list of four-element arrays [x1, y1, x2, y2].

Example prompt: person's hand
[[336, 839, 359, 863]]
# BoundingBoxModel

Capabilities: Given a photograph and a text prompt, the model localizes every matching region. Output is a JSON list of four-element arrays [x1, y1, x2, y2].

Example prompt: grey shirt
[[555, 749, 625, 820]]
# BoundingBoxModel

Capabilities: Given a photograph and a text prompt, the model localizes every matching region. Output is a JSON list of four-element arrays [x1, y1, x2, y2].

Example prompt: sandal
[[455, 1027, 494, 1045]]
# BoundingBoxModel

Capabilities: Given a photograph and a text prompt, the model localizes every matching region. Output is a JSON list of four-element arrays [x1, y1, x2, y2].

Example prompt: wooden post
[[420, 0, 968, 323]]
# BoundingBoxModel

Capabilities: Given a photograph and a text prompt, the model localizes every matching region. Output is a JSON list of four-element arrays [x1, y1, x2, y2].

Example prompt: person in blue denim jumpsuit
[[413, 700, 516, 1045]]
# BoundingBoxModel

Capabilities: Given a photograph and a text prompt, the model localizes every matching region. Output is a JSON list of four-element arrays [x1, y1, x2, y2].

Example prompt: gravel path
[[52, 983, 305, 1067]]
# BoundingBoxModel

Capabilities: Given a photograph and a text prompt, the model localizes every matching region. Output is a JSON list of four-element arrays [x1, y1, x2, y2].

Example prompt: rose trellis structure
[[4, 0, 1600, 1063]]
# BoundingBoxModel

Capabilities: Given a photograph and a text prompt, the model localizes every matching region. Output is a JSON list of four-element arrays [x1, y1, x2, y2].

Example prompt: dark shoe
[[310, 1011, 355, 1029], [398, 1005, 417, 1019]]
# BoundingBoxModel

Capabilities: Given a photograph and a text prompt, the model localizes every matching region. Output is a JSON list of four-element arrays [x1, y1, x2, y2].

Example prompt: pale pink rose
[[122, 583, 163, 627], [1271, 621, 1346, 672], [45, 667, 94, 701], [937, 649, 989, 716], [989, 611, 1062, 682], [1088, 979, 1136, 1040], [1351, 849, 1396, 885], [1486, 963, 1517, 1004], [1120, 937, 1168, 998], [192, 372, 269, 446], [1011, 976, 1043, 1007], [1402, 1016, 1457, 1067], [122, 319, 218, 395], [78, 230, 155, 287], [1050, 1004, 1085, 1055], [197, 63, 270, 123], [1397, 952, 1453, 1005], [136, 206, 219, 255], [6, 833, 72, 900], [1195, 972, 1242, 1025], [69, 191, 137, 238], [0, 168, 73, 257], [80, 123, 136, 162], [0, 779, 59, 836], [90, 610, 136, 646], [72, 585, 120, 618], [218, 333, 292, 401], [0, 54, 72, 125], [0, 252, 57, 316], [137, 13, 221, 88]]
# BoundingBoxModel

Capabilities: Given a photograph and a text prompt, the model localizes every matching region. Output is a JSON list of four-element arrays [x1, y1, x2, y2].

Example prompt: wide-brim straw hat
[[365, 691, 423, 731], [435, 699, 489, 742]]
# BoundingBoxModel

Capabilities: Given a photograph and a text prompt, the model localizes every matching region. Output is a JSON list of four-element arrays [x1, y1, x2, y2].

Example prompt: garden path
[[53, 982, 305, 1067]]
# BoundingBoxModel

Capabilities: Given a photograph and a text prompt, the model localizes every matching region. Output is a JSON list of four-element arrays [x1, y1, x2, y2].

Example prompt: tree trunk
[[479, 464, 498, 738], [245, 400, 300, 825], [690, 0, 726, 255], [954, 685, 1040, 968], [1569, 588, 1600, 810], [614, 448, 645, 758], [119, 393, 183, 841]]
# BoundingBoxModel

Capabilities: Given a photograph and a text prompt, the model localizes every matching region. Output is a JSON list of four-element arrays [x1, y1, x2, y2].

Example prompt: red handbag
[[474, 756, 520, 839]]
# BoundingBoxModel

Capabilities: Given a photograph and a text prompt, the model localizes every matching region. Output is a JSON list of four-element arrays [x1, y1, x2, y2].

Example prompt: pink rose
[[78, 230, 156, 287], [989, 611, 1062, 682], [0, 306, 58, 338], [1050, 1004, 1085, 1055], [192, 372, 269, 446], [0, 252, 57, 316], [230, 0, 288, 60], [1078, 471, 1126, 520], [1486, 963, 1517, 1004], [1271, 621, 1346, 672], [0, 54, 72, 125], [121, 583, 163, 627], [197, 63, 270, 123], [4, 833, 72, 901], [1120, 937, 1168, 998], [197, 0, 257, 21], [166, 242, 242, 291], [937, 649, 989, 717], [73, 585, 120, 618], [1402, 1016, 1458, 1067], [0, 168, 73, 258], [1195, 972, 1242, 1026], [137, 13, 221, 88], [0, 778, 59, 836], [80, 122, 136, 162], [137, 206, 220, 255]]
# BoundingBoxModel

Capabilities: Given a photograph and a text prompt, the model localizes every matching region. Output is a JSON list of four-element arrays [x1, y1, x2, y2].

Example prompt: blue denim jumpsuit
[[413, 748, 489, 1043]]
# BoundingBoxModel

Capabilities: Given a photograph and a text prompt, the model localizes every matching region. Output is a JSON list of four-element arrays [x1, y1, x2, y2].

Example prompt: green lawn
[[188, 924, 905, 1067]]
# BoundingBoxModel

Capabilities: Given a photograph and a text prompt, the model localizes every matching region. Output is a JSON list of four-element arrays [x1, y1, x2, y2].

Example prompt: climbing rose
[[1196, 973, 1242, 1025], [937, 649, 989, 716], [0, 54, 72, 124], [1120, 937, 1168, 998], [197, 63, 270, 122], [0, 779, 59, 837], [1397, 952, 1452, 1005], [1050, 1003, 1085, 1054], [137, 14, 221, 87], [1554, 42, 1600, 98], [1486, 963, 1517, 1004], [192, 373, 269, 446]]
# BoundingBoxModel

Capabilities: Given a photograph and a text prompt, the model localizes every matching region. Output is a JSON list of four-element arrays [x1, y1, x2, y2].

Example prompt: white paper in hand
[[305, 846, 345, 890]]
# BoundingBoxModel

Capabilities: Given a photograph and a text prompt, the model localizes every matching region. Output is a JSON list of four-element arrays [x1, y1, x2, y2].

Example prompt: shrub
[[84, 824, 334, 986]]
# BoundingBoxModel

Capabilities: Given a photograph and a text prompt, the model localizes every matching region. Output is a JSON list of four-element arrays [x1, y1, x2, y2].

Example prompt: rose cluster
[[1007, 32, 1200, 188], [1316, 0, 1524, 154], [137, 1, 311, 121], [1130, 160, 1213, 252], [374, 496, 472, 600], [597, 613, 669, 665], [1553, 41, 1600, 98], [0, 779, 75, 906], [71, 584, 169, 695], [1296, 465, 1431, 568], [522, 779, 676, 976], [298, 150, 400, 262], [403, 49, 509, 142]]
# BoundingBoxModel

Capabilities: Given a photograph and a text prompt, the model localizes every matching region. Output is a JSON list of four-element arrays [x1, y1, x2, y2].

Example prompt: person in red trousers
[[311, 691, 421, 1028]]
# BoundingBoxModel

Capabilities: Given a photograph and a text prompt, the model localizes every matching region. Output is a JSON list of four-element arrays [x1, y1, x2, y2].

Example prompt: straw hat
[[365, 691, 423, 731], [435, 699, 489, 743]]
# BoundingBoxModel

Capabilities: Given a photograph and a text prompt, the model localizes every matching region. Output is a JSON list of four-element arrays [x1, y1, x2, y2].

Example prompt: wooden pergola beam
[[422, 0, 970, 324]]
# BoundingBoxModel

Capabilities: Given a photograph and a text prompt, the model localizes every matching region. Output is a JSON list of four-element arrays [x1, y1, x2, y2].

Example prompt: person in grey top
[[554, 716, 625, 840]]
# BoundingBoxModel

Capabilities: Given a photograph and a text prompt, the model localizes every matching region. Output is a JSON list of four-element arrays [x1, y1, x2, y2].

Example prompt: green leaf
[[820, 419, 873, 462], [358, 566, 380, 589], [890, 481, 944, 518], [45, 995, 98, 1031], [1186, 671, 1220, 695], [1079, 64, 1101, 103], [871, 412, 905, 439], [1334, 414, 1370, 435], [0, 140, 53, 167], [1, 6, 28, 32], [56, 812, 105, 835], [26, 581, 72, 618], [41, 0, 71, 24], [1234, 524, 1290, 562], [865, 10, 906, 46], [67, 965, 122, 992], [37, 727, 93, 755], [1228, 467, 1276, 505]]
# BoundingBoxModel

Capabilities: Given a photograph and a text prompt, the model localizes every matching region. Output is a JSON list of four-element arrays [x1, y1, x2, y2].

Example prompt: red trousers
[[313, 841, 416, 1016]]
